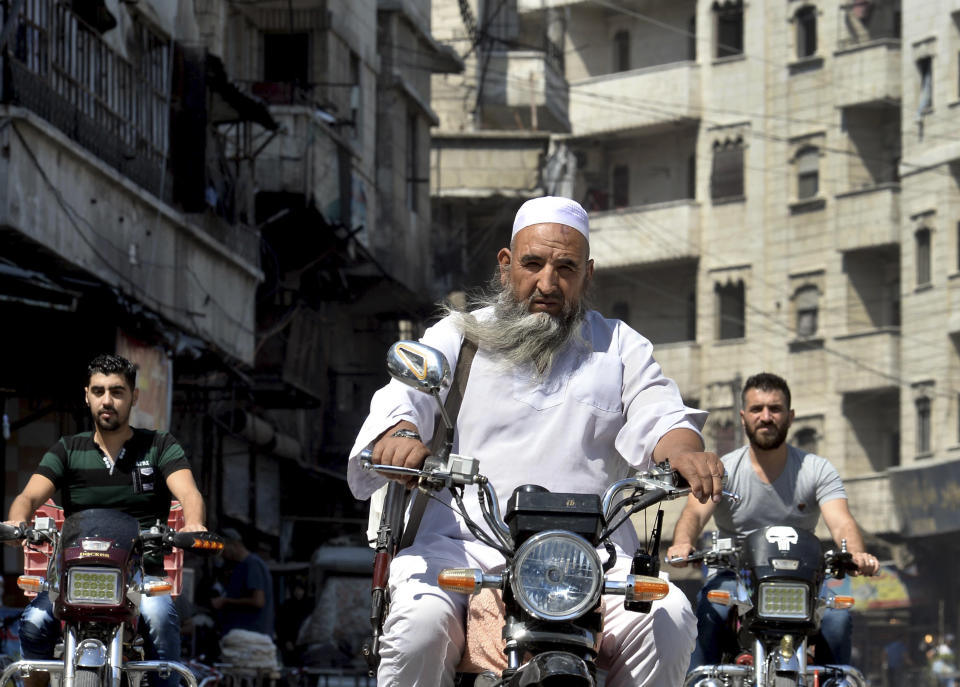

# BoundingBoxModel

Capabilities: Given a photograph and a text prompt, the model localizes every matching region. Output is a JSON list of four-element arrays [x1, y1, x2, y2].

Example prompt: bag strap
[[399, 336, 478, 550]]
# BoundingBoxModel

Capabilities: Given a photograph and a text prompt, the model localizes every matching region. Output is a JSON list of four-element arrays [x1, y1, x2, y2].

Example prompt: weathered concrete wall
[[0, 109, 261, 363]]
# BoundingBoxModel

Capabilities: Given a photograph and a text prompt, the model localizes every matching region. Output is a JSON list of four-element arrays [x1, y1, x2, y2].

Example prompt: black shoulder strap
[[428, 336, 477, 455], [399, 336, 478, 550]]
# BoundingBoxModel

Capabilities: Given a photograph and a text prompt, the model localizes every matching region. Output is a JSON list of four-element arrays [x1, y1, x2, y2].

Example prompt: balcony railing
[[2, 0, 170, 196], [833, 38, 901, 107], [589, 199, 701, 268], [843, 473, 901, 535], [653, 341, 701, 400], [832, 328, 900, 393], [569, 61, 700, 137], [835, 183, 901, 251]]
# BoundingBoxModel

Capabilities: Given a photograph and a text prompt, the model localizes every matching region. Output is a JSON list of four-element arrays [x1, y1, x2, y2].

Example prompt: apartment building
[[430, 0, 959, 658], [0, 0, 458, 592]]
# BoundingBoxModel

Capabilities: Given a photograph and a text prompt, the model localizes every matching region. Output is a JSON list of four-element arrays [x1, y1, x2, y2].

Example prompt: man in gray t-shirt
[[667, 373, 879, 671]]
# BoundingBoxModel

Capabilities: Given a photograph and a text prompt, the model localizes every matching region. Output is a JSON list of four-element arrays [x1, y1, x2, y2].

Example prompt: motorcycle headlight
[[67, 568, 121, 605], [757, 581, 809, 620], [510, 531, 602, 621]]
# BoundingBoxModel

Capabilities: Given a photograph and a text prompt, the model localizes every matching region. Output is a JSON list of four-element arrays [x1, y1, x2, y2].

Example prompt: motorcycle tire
[[771, 673, 799, 687], [74, 668, 101, 687]]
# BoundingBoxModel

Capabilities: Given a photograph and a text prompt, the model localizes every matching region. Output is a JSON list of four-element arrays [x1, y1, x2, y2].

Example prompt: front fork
[[0, 622, 199, 687]]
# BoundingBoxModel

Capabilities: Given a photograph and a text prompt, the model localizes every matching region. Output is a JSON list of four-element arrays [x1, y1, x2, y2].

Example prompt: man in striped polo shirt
[[6, 353, 206, 687]]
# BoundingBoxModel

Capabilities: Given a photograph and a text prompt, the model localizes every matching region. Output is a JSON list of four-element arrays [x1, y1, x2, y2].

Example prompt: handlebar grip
[[0, 523, 22, 541], [171, 531, 224, 553]]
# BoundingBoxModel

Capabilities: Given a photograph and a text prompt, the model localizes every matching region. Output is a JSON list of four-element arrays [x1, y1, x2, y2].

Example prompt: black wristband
[[391, 429, 421, 441]]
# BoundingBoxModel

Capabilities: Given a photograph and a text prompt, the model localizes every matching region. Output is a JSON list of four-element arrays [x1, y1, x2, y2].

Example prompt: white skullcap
[[512, 196, 589, 241]]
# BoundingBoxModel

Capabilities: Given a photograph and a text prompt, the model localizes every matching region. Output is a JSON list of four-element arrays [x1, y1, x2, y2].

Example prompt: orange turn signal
[[629, 575, 669, 602], [828, 595, 855, 610], [437, 568, 481, 595], [143, 580, 173, 597], [707, 590, 733, 606], [193, 538, 223, 551], [17, 575, 45, 593]]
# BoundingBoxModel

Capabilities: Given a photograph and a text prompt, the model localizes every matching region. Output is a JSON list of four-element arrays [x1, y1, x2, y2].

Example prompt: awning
[[890, 458, 960, 536], [207, 55, 278, 131], [0, 260, 79, 311]]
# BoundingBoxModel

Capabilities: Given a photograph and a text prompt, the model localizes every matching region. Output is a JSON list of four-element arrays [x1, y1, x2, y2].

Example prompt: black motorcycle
[[360, 340, 739, 687], [674, 527, 865, 687]]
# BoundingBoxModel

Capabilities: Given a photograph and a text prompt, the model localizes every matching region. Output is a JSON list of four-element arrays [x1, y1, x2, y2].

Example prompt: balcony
[[481, 50, 569, 132], [430, 131, 551, 197], [833, 39, 901, 108], [832, 328, 900, 393], [256, 105, 344, 203], [652, 342, 701, 401], [569, 62, 700, 138], [589, 200, 701, 268], [843, 473, 901, 536], [834, 184, 901, 251]]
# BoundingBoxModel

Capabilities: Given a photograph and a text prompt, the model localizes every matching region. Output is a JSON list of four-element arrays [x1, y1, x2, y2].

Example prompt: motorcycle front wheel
[[771, 673, 799, 687], [73, 668, 101, 687]]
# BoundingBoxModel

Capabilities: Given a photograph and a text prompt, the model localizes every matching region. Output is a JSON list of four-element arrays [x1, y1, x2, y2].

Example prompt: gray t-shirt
[[713, 444, 846, 541]]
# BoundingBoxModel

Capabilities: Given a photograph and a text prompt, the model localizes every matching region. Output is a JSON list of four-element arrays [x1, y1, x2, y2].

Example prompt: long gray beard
[[444, 274, 590, 381]]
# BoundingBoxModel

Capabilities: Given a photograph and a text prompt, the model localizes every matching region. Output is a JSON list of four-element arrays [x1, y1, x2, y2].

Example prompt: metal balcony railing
[[2, 0, 170, 196]]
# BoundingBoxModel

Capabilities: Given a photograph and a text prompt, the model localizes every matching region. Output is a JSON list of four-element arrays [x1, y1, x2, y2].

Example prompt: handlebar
[[360, 453, 733, 551]]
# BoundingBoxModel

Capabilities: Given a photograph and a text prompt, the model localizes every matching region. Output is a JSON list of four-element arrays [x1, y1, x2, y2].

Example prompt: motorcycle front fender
[[508, 651, 593, 687]]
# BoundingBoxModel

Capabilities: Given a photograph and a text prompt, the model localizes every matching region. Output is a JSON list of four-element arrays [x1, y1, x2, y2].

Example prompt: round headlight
[[510, 531, 602, 621]]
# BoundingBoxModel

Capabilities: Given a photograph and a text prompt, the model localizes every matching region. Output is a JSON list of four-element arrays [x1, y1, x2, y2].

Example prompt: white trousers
[[377, 534, 696, 687]]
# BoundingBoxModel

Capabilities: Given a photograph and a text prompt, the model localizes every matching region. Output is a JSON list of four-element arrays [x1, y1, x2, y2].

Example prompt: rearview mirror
[[386, 341, 451, 395]]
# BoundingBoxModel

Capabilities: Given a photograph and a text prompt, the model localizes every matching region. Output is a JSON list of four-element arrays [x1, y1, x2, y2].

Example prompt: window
[[794, 427, 818, 454], [917, 56, 933, 114], [916, 227, 931, 286], [688, 15, 697, 61], [350, 51, 361, 139], [794, 285, 819, 337], [715, 280, 745, 339], [407, 113, 418, 213], [613, 165, 630, 208], [714, 1, 744, 58], [795, 7, 817, 59], [796, 146, 819, 200], [916, 396, 931, 455], [264, 33, 309, 85], [613, 30, 630, 72], [612, 301, 630, 323], [711, 138, 744, 200], [714, 419, 737, 456]]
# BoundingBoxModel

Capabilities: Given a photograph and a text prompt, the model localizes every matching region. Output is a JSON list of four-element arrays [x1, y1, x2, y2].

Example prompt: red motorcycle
[[0, 508, 222, 687]]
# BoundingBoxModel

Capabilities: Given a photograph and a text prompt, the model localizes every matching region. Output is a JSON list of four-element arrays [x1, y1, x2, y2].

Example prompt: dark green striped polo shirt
[[37, 428, 192, 547]]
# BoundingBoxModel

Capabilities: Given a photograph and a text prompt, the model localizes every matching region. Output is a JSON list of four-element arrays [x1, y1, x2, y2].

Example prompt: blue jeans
[[688, 570, 852, 671], [20, 583, 181, 687]]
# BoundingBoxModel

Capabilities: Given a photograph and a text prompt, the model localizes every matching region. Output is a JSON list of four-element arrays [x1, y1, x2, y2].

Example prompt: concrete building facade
[[430, 0, 960, 666]]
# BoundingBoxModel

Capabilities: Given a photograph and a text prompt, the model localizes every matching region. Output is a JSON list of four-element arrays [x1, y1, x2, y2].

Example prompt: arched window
[[613, 30, 630, 72], [795, 6, 817, 59], [713, 0, 744, 58], [715, 280, 745, 339]]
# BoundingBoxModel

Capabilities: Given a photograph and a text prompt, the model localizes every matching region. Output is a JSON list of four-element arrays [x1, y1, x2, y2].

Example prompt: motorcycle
[[0, 508, 223, 687], [360, 340, 740, 687], [672, 527, 866, 687]]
